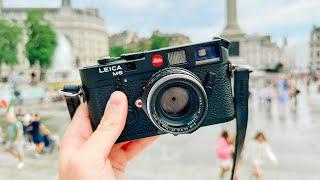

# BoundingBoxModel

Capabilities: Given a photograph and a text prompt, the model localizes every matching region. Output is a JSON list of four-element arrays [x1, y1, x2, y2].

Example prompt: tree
[[109, 46, 137, 57], [109, 33, 170, 57], [150, 34, 169, 50], [0, 19, 22, 73], [110, 46, 127, 57], [25, 11, 57, 79]]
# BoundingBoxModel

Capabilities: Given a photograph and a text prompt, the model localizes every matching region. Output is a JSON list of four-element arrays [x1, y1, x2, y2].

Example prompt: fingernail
[[107, 92, 125, 108]]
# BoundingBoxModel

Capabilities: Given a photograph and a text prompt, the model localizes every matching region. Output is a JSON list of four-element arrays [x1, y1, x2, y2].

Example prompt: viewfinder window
[[195, 45, 220, 61], [168, 50, 187, 65]]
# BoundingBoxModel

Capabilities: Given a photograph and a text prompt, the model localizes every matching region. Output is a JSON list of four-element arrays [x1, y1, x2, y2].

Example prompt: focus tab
[[121, 52, 144, 60], [97, 57, 118, 65]]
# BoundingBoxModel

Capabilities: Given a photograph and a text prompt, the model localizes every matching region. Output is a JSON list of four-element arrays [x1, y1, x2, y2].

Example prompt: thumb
[[82, 91, 128, 157]]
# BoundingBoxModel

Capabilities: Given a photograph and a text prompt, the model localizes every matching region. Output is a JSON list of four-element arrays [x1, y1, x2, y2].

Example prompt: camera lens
[[142, 68, 208, 135], [160, 86, 190, 117]]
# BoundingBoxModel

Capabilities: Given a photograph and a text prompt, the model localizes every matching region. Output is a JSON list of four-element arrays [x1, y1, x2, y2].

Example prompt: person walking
[[37, 114, 54, 152], [29, 113, 45, 156], [215, 130, 234, 180], [275, 75, 291, 120], [290, 85, 300, 113], [246, 132, 278, 180], [22, 113, 33, 149], [5, 113, 25, 169]]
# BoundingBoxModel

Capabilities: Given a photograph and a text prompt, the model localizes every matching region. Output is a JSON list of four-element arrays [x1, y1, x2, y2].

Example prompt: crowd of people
[[0, 109, 58, 169], [255, 74, 302, 115]]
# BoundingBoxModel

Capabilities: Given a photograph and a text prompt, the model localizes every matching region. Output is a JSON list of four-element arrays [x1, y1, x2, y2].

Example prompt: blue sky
[[4, 0, 320, 67]]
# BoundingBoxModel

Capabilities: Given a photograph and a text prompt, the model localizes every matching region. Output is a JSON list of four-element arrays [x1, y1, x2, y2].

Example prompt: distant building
[[109, 30, 140, 47], [220, 0, 289, 70], [152, 30, 192, 46], [0, 0, 109, 69], [109, 30, 191, 50], [243, 35, 283, 70], [310, 26, 320, 72]]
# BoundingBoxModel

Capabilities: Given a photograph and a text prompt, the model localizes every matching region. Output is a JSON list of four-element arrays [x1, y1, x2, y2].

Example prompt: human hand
[[59, 91, 158, 180]]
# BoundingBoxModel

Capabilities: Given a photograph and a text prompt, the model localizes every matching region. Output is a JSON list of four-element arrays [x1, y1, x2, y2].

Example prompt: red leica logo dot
[[151, 54, 164, 67]]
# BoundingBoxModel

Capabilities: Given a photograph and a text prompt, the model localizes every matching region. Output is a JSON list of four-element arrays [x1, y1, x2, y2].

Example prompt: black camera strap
[[231, 66, 250, 180], [60, 65, 251, 180], [60, 85, 83, 119]]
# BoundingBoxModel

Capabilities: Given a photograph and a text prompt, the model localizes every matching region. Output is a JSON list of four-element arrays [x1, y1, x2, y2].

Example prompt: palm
[[108, 137, 158, 179]]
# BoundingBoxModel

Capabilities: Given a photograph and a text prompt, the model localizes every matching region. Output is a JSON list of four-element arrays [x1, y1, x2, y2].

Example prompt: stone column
[[224, 0, 241, 31], [227, 0, 238, 29], [221, 0, 244, 38], [220, 0, 246, 63], [62, 0, 71, 7]]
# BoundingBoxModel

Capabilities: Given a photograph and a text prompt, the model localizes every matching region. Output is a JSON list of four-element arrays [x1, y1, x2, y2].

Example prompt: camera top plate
[[79, 38, 230, 88]]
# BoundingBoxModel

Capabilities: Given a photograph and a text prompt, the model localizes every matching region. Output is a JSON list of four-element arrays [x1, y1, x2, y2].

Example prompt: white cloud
[[178, 23, 224, 42], [109, 0, 171, 11], [239, 0, 320, 33], [4, 0, 60, 8]]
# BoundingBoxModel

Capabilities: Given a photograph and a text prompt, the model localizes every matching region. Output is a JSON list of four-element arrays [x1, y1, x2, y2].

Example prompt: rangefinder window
[[168, 50, 187, 65], [125, 62, 137, 71], [195, 45, 220, 65]]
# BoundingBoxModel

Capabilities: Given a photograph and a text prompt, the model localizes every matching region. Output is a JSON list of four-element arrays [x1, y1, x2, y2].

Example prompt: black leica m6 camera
[[62, 38, 251, 142], [61, 38, 251, 179]]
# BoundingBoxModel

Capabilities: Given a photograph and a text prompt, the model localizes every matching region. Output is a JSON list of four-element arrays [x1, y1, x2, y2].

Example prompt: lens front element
[[142, 68, 208, 135], [160, 86, 190, 117]]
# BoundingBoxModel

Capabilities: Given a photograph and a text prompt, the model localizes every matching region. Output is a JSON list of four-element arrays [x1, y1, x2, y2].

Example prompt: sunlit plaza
[[0, 81, 319, 180]]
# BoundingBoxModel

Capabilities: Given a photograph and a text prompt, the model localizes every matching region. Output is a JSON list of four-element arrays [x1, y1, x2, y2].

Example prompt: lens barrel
[[142, 68, 208, 135]]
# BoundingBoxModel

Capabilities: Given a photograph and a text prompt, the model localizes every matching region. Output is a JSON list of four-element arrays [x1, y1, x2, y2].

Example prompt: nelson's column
[[220, 0, 288, 70], [220, 0, 246, 65]]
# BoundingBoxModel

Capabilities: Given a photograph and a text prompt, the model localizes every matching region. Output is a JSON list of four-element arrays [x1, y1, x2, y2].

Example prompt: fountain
[[0, 33, 80, 104], [47, 32, 80, 83]]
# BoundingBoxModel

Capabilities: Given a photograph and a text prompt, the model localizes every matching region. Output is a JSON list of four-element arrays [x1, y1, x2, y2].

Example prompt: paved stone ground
[[0, 84, 319, 180]]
